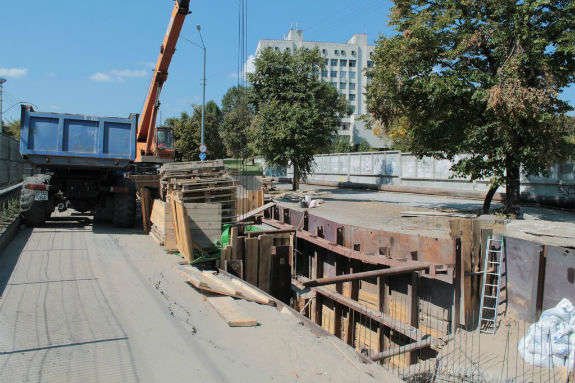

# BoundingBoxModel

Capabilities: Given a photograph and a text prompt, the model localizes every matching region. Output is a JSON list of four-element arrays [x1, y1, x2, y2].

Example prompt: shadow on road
[[0, 227, 32, 297]]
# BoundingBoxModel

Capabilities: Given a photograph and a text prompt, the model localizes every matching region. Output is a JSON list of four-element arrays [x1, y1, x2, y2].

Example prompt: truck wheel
[[20, 174, 52, 226], [112, 181, 136, 228]]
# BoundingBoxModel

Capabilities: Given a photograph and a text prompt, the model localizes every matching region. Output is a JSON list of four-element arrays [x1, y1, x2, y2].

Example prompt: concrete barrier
[[272, 151, 575, 207]]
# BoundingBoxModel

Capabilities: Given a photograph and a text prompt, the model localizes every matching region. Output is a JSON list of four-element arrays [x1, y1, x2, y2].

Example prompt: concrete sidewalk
[[0, 215, 399, 383]]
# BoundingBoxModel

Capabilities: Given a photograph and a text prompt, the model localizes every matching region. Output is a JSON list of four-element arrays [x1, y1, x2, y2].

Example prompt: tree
[[220, 86, 254, 159], [367, 0, 575, 214], [2, 120, 20, 140], [249, 47, 349, 190], [166, 101, 225, 162]]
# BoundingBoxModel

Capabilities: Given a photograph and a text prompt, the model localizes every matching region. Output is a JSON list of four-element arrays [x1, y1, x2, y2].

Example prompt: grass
[[223, 158, 263, 175]]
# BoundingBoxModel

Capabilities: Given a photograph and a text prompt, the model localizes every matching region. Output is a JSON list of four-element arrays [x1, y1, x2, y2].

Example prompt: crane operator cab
[[156, 126, 174, 151]]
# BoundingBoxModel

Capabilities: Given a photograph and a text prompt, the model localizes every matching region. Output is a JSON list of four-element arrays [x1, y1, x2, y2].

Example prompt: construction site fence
[[303, 286, 574, 383]]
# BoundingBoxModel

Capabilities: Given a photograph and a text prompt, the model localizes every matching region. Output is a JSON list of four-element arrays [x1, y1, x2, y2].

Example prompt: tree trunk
[[292, 164, 299, 191], [482, 183, 500, 214], [503, 156, 521, 215]]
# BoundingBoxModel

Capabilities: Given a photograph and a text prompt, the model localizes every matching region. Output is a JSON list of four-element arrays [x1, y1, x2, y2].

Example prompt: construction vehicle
[[18, 0, 190, 226]]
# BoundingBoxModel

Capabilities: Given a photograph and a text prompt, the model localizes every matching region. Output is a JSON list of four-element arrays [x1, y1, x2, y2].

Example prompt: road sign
[[199, 152, 207, 161], [199, 144, 207, 153]]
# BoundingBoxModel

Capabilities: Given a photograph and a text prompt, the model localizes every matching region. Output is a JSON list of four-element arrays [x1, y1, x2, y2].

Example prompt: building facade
[[255, 29, 390, 149]]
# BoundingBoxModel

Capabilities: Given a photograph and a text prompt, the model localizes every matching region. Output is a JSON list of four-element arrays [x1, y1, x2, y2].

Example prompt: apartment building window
[[341, 123, 350, 131], [321, 70, 328, 77], [322, 49, 327, 55], [340, 82, 347, 89], [349, 94, 356, 101], [325, 59, 329, 66], [349, 105, 356, 113], [341, 50, 346, 56], [349, 60, 357, 67], [349, 71, 356, 78], [351, 50, 356, 56], [331, 59, 338, 66], [340, 71, 347, 77], [334, 49, 340, 55], [285, 47, 291, 52], [349, 82, 356, 90], [274, 47, 280, 51], [367, 60, 374, 68], [331, 82, 338, 88], [340, 59, 347, 66], [330, 70, 337, 77]]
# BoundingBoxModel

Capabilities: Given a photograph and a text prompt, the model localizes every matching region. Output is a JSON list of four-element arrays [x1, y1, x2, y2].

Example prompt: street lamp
[[196, 25, 207, 152], [0, 78, 6, 133]]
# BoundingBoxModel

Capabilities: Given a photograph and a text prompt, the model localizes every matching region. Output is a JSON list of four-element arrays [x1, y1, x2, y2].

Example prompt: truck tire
[[112, 180, 136, 228], [20, 174, 52, 226]]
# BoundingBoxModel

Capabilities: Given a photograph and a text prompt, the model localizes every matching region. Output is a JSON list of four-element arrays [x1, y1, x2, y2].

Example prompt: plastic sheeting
[[518, 298, 575, 370]]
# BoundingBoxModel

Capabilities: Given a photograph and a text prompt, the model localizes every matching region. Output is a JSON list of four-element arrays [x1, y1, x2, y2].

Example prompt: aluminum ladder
[[478, 236, 505, 334]]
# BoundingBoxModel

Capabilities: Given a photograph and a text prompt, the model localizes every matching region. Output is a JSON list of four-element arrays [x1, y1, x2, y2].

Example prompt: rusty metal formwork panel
[[505, 237, 543, 322], [543, 246, 575, 311]]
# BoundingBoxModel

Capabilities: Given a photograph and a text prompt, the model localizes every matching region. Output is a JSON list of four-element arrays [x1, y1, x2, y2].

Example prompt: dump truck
[[18, 0, 190, 227]]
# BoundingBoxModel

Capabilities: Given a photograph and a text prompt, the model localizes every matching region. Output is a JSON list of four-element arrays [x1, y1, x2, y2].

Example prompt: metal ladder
[[478, 236, 505, 334]]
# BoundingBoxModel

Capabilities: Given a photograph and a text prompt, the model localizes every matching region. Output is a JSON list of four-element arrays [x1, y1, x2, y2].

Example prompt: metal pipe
[[0, 78, 6, 133], [302, 265, 429, 288], [370, 338, 433, 362], [196, 25, 206, 151]]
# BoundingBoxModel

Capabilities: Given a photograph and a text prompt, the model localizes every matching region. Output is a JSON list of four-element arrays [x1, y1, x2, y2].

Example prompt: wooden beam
[[302, 264, 429, 288], [237, 202, 276, 222], [370, 338, 433, 362], [377, 276, 388, 353], [296, 276, 432, 343], [408, 272, 420, 364]]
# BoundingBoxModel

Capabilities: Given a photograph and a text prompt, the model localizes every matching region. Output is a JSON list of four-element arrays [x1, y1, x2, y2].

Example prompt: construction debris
[[206, 296, 258, 327]]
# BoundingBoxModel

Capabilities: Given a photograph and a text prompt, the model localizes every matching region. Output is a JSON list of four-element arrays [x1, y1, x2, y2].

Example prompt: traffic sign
[[199, 144, 207, 153], [199, 152, 207, 161]]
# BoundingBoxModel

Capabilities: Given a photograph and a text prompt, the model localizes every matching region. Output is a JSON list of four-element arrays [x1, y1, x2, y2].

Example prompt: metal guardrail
[[0, 182, 22, 232]]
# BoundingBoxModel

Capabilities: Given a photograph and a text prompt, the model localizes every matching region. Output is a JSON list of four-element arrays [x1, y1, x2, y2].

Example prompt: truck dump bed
[[19, 106, 137, 168]]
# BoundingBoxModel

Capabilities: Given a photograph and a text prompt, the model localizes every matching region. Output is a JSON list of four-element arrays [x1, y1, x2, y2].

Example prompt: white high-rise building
[[255, 29, 390, 148]]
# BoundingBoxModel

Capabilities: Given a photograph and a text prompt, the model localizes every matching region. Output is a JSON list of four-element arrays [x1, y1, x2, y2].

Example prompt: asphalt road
[[0, 215, 399, 383]]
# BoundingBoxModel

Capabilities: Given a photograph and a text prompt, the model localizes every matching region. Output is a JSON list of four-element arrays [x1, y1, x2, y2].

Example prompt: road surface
[[0, 215, 399, 383]]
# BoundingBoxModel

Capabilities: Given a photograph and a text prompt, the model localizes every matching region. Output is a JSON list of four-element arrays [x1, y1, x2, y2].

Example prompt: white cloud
[[0, 67, 28, 78], [89, 68, 148, 83]]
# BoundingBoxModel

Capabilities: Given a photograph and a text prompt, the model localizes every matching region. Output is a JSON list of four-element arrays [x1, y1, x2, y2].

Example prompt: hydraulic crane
[[136, 0, 191, 163]]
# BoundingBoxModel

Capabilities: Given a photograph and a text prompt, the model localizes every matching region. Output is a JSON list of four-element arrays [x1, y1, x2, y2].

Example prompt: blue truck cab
[[19, 105, 139, 227]]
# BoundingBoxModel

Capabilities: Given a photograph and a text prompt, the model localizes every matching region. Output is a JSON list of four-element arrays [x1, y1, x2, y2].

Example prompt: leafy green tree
[[220, 86, 254, 159], [2, 120, 20, 140], [367, 0, 575, 214], [166, 101, 225, 161], [329, 136, 353, 153], [249, 47, 349, 190]]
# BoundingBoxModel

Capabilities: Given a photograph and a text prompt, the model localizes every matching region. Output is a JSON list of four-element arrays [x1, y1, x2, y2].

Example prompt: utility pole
[[196, 25, 207, 150], [0, 78, 6, 133]]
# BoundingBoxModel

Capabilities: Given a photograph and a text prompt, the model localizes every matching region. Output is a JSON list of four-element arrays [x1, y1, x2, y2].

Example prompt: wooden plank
[[258, 235, 273, 292], [237, 202, 276, 222], [171, 196, 194, 263], [228, 278, 275, 306], [245, 237, 259, 286], [183, 203, 222, 250], [370, 338, 433, 362], [377, 276, 388, 353], [408, 272, 420, 364], [206, 296, 258, 327], [139, 187, 153, 234]]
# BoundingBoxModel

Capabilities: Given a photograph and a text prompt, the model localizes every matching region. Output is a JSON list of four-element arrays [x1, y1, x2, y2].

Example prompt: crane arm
[[136, 0, 190, 161]]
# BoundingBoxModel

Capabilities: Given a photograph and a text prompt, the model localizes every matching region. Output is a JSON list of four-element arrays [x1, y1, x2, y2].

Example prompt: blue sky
[[1, 0, 573, 122]]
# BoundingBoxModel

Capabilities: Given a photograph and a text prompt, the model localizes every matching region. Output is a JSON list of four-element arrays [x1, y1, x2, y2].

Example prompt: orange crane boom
[[136, 0, 190, 162]]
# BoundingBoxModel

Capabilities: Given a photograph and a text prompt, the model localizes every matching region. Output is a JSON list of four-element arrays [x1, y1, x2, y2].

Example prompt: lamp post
[[196, 25, 207, 150], [0, 78, 6, 133]]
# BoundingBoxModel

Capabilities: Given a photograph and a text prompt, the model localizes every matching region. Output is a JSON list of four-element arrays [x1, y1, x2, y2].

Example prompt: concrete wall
[[282, 151, 575, 207], [0, 133, 25, 188]]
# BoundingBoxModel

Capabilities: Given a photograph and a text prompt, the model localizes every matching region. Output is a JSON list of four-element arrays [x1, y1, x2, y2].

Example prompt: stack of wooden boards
[[178, 265, 275, 327], [149, 160, 238, 263], [221, 226, 295, 303], [160, 160, 237, 224]]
